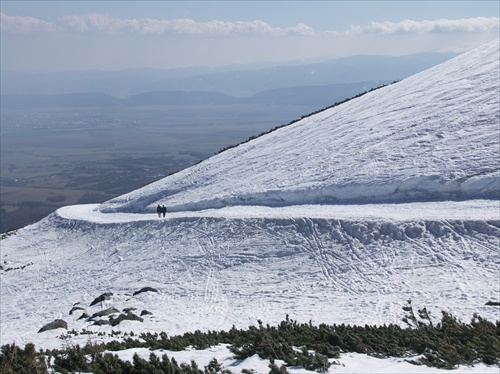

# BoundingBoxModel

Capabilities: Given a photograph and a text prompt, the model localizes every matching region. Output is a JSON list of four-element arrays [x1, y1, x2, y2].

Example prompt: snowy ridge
[[1, 40, 499, 372], [99, 40, 499, 214]]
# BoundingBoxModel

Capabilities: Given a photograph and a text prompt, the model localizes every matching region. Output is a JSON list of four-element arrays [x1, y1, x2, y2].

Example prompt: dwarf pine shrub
[[0, 343, 48, 374], [2, 305, 499, 373]]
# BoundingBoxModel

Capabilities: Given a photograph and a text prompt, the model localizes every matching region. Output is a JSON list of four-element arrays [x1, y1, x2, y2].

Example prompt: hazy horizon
[[1, 1, 498, 73]]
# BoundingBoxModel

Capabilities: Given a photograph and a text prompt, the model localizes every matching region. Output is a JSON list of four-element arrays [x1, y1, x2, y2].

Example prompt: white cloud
[[61, 13, 142, 33], [0, 12, 54, 34], [1, 12, 498, 38], [347, 17, 500, 35], [57, 13, 316, 36]]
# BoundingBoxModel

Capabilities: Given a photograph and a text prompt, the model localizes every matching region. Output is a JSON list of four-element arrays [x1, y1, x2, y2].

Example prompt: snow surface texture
[[98, 40, 500, 213], [1, 40, 499, 373]]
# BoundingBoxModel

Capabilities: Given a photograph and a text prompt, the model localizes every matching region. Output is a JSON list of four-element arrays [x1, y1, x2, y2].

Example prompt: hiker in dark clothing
[[161, 205, 167, 218], [156, 205, 162, 218]]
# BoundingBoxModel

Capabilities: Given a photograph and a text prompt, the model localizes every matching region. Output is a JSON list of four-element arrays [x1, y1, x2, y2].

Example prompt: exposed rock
[[38, 319, 67, 333], [93, 319, 110, 326], [78, 313, 90, 320], [90, 307, 120, 319], [123, 307, 137, 313], [485, 301, 500, 306], [111, 312, 144, 327], [133, 287, 158, 296], [69, 306, 85, 315], [90, 292, 113, 306], [141, 310, 153, 316]]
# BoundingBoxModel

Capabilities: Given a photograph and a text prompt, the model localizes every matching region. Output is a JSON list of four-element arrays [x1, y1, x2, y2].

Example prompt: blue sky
[[1, 1, 498, 72]]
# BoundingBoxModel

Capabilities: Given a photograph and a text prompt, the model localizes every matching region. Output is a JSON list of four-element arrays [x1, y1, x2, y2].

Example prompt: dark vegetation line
[[1, 301, 499, 373]]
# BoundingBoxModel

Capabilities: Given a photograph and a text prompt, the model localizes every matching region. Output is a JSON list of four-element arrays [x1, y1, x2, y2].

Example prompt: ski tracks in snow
[[183, 218, 230, 327], [1, 206, 499, 349]]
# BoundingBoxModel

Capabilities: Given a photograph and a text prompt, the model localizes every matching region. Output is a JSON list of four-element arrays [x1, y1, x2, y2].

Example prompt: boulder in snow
[[133, 287, 158, 296], [111, 312, 144, 326], [89, 292, 113, 306], [38, 319, 67, 333]]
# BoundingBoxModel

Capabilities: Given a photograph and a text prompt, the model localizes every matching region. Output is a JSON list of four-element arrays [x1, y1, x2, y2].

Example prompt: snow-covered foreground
[[1, 40, 499, 373], [2, 202, 499, 357]]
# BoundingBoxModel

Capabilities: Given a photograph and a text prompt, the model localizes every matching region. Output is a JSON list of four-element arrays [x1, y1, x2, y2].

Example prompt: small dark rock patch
[[485, 301, 500, 306], [141, 310, 153, 316], [90, 292, 113, 306], [90, 307, 120, 319], [123, 307, 137, 313], [133, 287, 158, 296], [78, 313, 90, 320], [111, 313, 144, 327], [93, 319, 111, 326], [69, 306, 85, 315], [38, 319, 67, 333]]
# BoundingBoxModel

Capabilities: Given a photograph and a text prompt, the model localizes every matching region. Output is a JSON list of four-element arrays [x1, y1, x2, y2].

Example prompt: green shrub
[[0, 343, 47, 374], [2, 304, 499, 373]]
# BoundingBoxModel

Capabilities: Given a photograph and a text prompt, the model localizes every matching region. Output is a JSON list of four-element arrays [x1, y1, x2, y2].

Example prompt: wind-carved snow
[[99, 40, 499, 214], [1, 40, 499, 372]]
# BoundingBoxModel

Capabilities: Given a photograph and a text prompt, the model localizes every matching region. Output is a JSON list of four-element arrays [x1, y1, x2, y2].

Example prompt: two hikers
[[156, 205, 167, 218]]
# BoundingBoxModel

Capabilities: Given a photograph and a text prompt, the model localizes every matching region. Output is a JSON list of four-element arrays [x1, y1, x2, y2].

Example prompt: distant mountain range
[[1, 52, 458, 99], [0, 81, 392, 109]]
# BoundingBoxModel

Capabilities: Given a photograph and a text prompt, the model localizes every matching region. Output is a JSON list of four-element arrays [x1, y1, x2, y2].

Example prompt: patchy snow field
[[114, 344, 499, 373], [1, 40, 499, 373]]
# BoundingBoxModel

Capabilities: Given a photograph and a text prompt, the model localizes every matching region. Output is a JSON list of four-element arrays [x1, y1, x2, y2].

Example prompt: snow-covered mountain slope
[[99, 40, 499, 214], [2, 201, 499, 352], [1, 40, 499, 372]]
